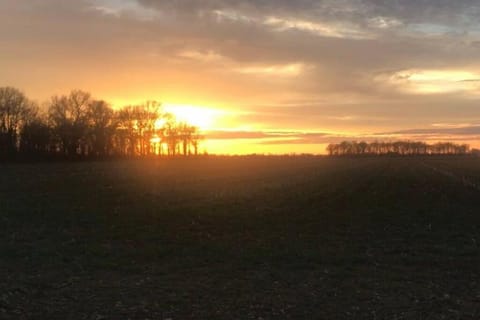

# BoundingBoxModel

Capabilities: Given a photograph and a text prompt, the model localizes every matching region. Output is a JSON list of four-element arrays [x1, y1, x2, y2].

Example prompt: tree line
[[327, 141, 471, 156], [0, 87, 202, 160]]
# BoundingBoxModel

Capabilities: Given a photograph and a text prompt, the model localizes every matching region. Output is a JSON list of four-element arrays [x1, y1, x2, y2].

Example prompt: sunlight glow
[[203, 138, 329, 155], [162, 104, 224, 130]]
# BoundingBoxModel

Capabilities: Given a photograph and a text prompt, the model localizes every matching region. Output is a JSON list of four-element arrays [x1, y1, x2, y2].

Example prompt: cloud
[[88, 0, 160, 20], [205, 129, 338, 145], [234, 63, 305, 76], [205, 130, 300, 140], [135, 0, 480, 31], [205, 124, 480, 148], [263, 16, 373, 39], [177, 50, 227, 63], [378, 69, 480, 94], [382, 125, 480, 136]]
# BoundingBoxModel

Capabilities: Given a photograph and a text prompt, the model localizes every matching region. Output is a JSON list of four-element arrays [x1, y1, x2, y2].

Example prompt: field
[[1, 157, 480, 319]]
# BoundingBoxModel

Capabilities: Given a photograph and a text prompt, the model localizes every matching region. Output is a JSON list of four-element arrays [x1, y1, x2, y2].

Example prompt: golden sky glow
[[1, 0, 480, 153], [162, 104, 224, 130]]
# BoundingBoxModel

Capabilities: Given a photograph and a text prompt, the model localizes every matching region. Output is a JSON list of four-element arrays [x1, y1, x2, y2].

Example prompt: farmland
[[1, 157, 480, 319]]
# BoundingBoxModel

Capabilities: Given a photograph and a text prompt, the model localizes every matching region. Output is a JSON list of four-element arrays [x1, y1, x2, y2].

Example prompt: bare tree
[[190, 127, 203, 156], [134, 101, 160, 156], [116, 106, 138, 156], [87, 100, 117, 157], [163, 114, 180, 156], [116, 101, 161, 156], [20, 114, 51, 156], [48, 90, 91, 156], [0, 87, 36, 156], [177, 122, 197, 156]]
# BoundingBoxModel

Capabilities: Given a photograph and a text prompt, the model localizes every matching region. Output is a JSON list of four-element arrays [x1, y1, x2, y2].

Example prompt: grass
[[1, 156, 480, 319]]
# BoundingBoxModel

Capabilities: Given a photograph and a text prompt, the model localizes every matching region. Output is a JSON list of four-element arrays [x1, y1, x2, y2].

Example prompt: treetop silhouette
[[0, 87, 202, 160]]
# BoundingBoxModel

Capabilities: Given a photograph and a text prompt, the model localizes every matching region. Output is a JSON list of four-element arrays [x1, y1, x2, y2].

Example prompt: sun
[[162, 103, 221, 130]]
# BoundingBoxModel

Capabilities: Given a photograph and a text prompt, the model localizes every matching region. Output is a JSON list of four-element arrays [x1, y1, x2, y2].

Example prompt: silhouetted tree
[[177, 122, 198, 156], [116, 101, 161, 156], [116, 106, 137, 156], [163, 114, 180, 156], [19, 114, 51, 156], [190, 128, 203, 156], [135, 101, 160, 156], [0, 86, 208, 160], [48, 90, 91, 156], [0, 87, 35, 156], [86, 100, 116, 157]]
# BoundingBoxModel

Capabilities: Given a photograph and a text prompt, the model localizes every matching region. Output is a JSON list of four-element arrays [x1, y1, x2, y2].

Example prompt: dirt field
[[1, 157, 480, 319]]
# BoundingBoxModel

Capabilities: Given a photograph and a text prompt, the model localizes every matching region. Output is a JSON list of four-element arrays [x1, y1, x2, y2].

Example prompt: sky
[[1, 0, 480, 154]]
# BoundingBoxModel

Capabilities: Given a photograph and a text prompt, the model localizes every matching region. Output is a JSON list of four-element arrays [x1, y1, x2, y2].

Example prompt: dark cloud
[[136, 0, 480, 31]]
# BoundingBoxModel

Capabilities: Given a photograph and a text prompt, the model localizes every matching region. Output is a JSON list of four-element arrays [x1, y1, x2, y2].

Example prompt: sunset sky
[[1, 0, 480, 154]]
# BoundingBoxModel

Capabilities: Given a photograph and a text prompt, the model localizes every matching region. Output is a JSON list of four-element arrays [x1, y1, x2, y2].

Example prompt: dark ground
[[1, 157, 479, 319]]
